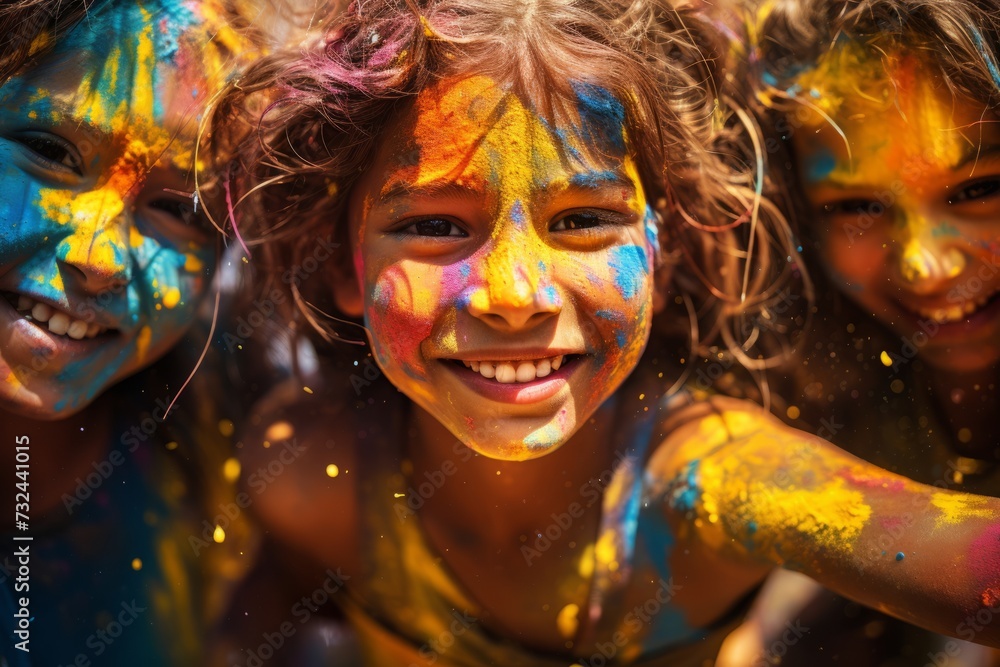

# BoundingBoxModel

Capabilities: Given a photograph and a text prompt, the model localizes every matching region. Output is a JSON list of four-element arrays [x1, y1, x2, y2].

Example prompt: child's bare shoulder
[[238, 371, 368, 572]]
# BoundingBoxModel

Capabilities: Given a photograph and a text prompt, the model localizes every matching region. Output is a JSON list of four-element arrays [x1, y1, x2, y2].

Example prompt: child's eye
[[820, 199, 880, 217], [550, 211, 614, 231], [949, 178, 1000, 204], [401, 218, 468, 237], [12, 131, 83, 175]]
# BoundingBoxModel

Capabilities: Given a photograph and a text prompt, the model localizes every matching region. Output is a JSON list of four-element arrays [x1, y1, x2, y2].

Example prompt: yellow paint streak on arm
[[930, 492, 998, 528]]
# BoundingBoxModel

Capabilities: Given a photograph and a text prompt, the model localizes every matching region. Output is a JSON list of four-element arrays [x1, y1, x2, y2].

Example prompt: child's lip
[[447, 348, 583, 362], [2, 291, 120, 339], [441, 354, 583, 404]]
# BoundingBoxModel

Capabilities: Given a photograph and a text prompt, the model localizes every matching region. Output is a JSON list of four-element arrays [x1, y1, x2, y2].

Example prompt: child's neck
[[412, 398, 623, 489], [0, 396, 114, 523]]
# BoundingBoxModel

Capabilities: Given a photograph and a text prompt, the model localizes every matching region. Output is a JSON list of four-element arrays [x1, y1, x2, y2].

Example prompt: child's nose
[[467, 237, 561, 331], [893, 212, 966, 293], [55, 191, 132, 294]]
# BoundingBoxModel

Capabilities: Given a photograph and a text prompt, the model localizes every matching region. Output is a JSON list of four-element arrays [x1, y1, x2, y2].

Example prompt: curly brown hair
[[750, 0, 1000, 107], [210, 0, 807, 374]]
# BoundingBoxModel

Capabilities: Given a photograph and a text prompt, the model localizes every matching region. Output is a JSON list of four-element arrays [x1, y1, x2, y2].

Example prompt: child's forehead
[[790, 39, 970, 127], [383, 75, 633, 179], [4, 0, 253, 131]]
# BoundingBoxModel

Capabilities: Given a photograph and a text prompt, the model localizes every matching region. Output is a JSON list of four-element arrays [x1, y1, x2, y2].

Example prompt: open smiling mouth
[[2, 292, 110, 340], [913, 288, 1000, 325], [453, 354, 580, 383]]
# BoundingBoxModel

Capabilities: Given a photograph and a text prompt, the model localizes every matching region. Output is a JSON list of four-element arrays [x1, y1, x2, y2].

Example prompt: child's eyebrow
[[42, 100, 115, 145], [377, 180, 481, 207], [953, 142, 1000, 173]]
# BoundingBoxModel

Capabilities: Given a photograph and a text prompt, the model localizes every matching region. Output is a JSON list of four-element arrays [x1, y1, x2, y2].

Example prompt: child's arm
[[649, 396, 1000, 648]]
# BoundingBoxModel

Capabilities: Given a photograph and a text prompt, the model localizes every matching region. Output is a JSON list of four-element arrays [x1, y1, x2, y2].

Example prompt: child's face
[[791, 45, 1000, 373], [341, 75, 659, 460], [0, 1, 227, 418]]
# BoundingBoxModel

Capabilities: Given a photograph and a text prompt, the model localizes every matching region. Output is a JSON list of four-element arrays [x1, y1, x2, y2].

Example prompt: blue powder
[[608, 245, 648, 300], [572, 82, 627, 154], [570, 170, 619, 189], [806, 149, 836, 183], [896, 552, 905, 561]]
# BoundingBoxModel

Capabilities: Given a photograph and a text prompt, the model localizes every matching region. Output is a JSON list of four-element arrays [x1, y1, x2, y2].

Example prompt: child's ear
[[331, 263, 365, 317]]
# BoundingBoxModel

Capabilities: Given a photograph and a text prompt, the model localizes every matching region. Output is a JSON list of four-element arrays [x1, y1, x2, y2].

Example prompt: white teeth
[[67, 320, 88, 340], [31, 303, 53, 322], [460, 355, 569, 383], [48, 312, 70, 335], [917, 290, 1000, 324], [515, 362, 536, 383], [12, 294, 107, 339], [495, 362, 516, 383]]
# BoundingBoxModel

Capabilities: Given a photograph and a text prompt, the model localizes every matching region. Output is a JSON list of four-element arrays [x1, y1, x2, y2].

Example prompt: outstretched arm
[[649, 396, 1000, 648]]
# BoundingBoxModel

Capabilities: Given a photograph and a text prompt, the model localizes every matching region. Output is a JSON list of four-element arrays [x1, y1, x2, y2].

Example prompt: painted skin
[[337, 75, 659, 461], [790, 43, 1000, 374], [0, 0, 227, 418], [241, 74, 1000, 660]]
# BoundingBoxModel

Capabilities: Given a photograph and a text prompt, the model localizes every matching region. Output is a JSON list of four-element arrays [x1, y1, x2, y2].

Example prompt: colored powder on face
[[571, 82, 627, 155], [931, 492, 998, 528], [805, 149, 836, 183], [570, 170, 620, 189], [608, 245, 648, 300], [895, 551, 905, 561]]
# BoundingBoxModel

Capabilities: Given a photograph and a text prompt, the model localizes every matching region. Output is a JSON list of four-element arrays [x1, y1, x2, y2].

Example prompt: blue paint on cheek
[[806, 149, 837, 183], [607, 245, 648, 300], [595, 309, 617, 320], [542, 285, 558, 304], [616, 330, 626, 347]]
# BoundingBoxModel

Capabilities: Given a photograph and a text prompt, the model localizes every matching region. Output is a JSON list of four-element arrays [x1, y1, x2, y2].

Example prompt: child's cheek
[[564, 242, 653, 381], [364, 260, 464, 385]]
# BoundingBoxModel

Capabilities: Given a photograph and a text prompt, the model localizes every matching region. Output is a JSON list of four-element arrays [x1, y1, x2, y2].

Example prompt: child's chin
[[0, 383, 87, 422], [453, 423, 574, 462]]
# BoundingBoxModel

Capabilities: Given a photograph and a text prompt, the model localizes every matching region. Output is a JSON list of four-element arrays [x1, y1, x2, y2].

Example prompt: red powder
[[838, 467, 906, 492], [970, 523, 1000, 608]]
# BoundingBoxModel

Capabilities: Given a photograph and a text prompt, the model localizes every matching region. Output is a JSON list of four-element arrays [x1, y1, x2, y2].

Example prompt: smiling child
[[0, 1, 263, 664], [216, 0, 1000, 664], [717, 0, 1000, 663]]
